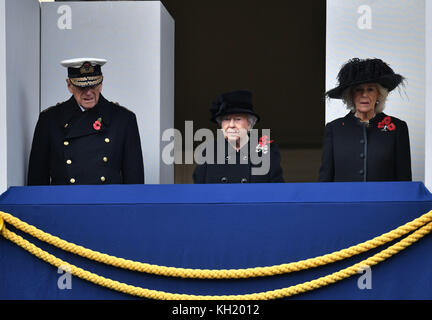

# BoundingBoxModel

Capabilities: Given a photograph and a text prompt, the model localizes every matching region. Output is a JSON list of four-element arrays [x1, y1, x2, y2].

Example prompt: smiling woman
[[319, 58, 412, 182]]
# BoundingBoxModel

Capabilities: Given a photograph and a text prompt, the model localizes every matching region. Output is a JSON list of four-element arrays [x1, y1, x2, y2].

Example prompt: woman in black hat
[[193, 90, 284, 183], [319, 58, 412, 182]]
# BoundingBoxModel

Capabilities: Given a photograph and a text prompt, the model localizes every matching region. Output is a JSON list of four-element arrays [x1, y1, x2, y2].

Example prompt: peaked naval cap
[[326, 58, 405, 99], [61, 58, 107, 88]]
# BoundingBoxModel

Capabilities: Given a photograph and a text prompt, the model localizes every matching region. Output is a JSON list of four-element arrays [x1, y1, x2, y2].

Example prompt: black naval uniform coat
[[28, 95, 144, 185], [193, 139, 284, 183], [318, 112, 412, 182]]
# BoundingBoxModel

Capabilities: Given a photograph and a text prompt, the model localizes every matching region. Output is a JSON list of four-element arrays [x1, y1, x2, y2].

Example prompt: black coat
[[193, 139, 284, 183], [28, 95, 144, 185], [318, 112, 412, 182]]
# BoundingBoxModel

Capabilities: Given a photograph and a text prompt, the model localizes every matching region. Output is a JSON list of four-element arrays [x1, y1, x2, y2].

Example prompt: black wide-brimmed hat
[[210, 90, 260, 123], [326, 58, 405, 99]]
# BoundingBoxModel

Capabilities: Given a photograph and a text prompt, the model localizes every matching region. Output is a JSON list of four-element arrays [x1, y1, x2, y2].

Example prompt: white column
[[159, 3, 175, 184], [0, 0, 7, 193], [425, 1, 432, 191], [0, 0, 40, 193]]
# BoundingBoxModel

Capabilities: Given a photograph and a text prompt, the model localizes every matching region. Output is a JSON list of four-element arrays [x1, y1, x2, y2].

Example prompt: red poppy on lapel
[[93, 120, 101, 131], [383, 116, 392, 125], [256, 135, 274, 154], [258, 135, 274, 147], [378, 116, 396, 131]]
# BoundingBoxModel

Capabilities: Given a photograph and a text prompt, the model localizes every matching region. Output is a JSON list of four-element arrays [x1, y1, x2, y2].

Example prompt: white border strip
[[0, 0, 7, 193], [426, 0, 432, 191]]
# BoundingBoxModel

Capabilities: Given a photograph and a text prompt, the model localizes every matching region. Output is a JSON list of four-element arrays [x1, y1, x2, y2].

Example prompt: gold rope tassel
[[0, 210, 431, 279], [1, 218, 431, 300]]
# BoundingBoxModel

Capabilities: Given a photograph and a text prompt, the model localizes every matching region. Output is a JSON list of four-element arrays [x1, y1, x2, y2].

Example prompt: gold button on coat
[[105, 138, 110, 143], [64, 141, 69, 146], [70, 178, 75, 184], [100, 176, 106, 182], [66, 160, 72, 165], [103, 157, 108, 162]]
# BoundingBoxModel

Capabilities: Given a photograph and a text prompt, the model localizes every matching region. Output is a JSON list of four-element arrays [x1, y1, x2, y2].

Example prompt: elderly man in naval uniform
[[28, 58, 144, 185]]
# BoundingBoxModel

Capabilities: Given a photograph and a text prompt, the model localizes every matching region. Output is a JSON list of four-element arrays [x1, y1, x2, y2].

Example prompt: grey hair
[[246, 114, 258, 129], [341, 83, 389, 114], [215, 114, 258, 130]]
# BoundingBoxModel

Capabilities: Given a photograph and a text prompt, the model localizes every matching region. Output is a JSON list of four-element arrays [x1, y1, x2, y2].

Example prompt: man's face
[[67, 80, 102, 110]]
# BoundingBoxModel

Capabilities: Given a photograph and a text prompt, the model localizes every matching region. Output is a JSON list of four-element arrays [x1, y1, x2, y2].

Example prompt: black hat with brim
[[210, 90, 260, 123], [326, 58, 405, 99]]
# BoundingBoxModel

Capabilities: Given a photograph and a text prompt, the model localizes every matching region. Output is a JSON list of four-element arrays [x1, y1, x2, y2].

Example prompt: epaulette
[[111, 101, 132, 112], [41, 103, 61, 113], [56, 100, 67, 106]]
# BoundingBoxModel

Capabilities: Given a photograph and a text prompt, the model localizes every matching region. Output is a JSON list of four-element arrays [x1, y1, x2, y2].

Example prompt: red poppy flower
[[378, 121, 384, 129], [383, 116, 392, 125], [93, 120, 101, 131], [259, 136, 274, 147], [387, 123, 396, 131]]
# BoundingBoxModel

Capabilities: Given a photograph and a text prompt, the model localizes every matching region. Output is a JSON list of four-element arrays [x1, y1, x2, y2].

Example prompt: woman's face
[[221, 114, 250, 142], [352, 83, 379, 114]]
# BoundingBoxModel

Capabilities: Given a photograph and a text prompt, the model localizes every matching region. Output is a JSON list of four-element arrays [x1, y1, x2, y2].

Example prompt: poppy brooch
[[256, 135, 274, 154], [378, 116, 396, 132], [93, 117, 102, 131]]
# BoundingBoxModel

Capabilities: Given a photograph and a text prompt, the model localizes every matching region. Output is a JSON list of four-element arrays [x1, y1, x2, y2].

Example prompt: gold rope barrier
[[0, 210, 431, 279], [1, 217, 431, 300]]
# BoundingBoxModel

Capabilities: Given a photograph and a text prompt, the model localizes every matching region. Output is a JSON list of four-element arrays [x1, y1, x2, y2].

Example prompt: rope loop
[[1, 210, 432, 300]]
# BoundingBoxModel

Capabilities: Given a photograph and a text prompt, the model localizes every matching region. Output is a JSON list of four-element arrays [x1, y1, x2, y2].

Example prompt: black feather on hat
[[326, 58, 405, 99], [210, 90, 260, 123]]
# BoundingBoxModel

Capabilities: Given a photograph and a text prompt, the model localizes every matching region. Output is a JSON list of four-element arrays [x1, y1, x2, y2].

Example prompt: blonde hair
[[341, 83, 389, 114]]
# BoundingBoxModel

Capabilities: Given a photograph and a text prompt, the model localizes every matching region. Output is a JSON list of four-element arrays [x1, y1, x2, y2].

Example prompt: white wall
[[159, 3, 175, 184], [0, 0, 7, 193], [425, 1, 432, 191], [6, 0, 40, 188], [41, 1, 174, 184], [326, 0, 425, 183], [0, 0, 40, 193]]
